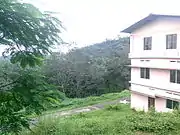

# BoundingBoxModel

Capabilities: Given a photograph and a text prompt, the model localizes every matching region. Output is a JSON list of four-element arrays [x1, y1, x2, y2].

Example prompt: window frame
[[144, 37, 152, 50], [166, 34, 177, 49], [166, 99, 179, 109], [170, 70, 180, 84], [140, 68, 150, 79]]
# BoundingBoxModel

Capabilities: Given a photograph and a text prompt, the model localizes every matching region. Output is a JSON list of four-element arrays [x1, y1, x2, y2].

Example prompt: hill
[[43, 37, 130, 98], [76, 37, 129, 58]]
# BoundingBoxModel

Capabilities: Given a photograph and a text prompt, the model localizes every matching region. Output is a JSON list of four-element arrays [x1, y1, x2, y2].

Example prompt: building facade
[[122, 14, 180, 112]]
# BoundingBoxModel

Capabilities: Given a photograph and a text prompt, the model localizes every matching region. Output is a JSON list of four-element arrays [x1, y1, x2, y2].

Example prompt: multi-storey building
[[122, 14, 180, 112]]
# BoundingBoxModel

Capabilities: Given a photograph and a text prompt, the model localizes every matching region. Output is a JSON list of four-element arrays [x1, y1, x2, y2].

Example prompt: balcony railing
[[130, 82, 180, 100]]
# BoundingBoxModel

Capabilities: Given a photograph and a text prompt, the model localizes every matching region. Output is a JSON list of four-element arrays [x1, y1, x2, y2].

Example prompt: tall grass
[[43, 90, 130, 114], [21, 104, 132, 135], [21, 104, 180, 135]]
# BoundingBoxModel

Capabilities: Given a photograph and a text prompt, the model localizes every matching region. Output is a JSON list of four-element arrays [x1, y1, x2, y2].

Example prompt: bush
[[21, 104, 180, 135], [20, 117, 60, 135], [105, 104, 122, 111], [127, 112, 180, 134]]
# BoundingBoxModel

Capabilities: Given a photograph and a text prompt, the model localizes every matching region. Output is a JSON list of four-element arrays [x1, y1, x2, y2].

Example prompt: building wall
[[131, 68, 169, 87], [131, 59, 180, 69], [130, 18, 180, 57], [131, 92, 148, 112], [155, 98, 172, 112], [131, 67, 180, 93], [131, 94, 172, 112], [130, 67, 180, 111], [132, 18, 180, 36], [129, 17, 180, 112]]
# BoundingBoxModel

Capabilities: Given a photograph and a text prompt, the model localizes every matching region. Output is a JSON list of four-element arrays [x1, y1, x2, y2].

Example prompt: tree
[[43, 37, 130, 98], [0, 61, 66, 134], [0, 0, 63, 67], [0, 0, 63, 134]]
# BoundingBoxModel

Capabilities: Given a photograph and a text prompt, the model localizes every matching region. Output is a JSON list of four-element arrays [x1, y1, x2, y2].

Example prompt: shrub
[[127, 112, 180, 134], [21, 104, 180, 135], [105, 104, 122, 111], [20, 117, 60, 135]]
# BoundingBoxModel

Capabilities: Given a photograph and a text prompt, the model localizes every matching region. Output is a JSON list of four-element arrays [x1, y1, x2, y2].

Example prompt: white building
[[122, 14, 180, 112]]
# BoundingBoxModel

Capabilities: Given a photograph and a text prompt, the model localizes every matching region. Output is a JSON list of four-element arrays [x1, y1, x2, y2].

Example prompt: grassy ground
[[22, 104, 180, 135], [41, 90, 130, 115]]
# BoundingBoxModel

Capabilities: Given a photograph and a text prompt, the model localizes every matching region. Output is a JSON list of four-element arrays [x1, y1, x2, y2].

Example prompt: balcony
[[130, 82, 180, 100], [129, 50, 180, 59]]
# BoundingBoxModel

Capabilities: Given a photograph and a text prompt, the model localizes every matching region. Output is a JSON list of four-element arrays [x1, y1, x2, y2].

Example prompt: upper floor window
[[166, 34, 177, 49], [140, 68, 150, 79], [144, 37, 152, 50], [166, 99, 179, 109], [170, 70, 180, 84]]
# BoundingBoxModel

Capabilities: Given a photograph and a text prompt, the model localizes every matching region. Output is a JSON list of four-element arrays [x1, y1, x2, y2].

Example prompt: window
[[166, 34, 177, 49], [140, 68, 150, 79], [170, 70, 180, 84], [166, 99, 179, 109], [144, 37, 152, 50]]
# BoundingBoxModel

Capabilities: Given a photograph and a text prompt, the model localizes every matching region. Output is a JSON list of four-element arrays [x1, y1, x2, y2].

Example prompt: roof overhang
[[121, 14, 180, 33]]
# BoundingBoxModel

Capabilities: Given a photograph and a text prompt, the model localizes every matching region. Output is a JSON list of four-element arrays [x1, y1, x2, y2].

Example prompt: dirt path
[[31, 97, 130, 125], [46, 97, 130, 117]]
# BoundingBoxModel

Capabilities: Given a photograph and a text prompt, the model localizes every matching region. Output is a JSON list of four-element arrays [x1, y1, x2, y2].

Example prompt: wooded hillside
[[43, 37, 130, 98]]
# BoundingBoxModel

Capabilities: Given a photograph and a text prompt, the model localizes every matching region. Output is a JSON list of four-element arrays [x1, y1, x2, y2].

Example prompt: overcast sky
[[29, 0, 180, 46], [1, 0, 180, 55]]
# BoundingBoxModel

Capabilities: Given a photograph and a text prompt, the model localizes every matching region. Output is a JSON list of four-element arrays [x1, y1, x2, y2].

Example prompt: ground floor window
[[148, 97, 155, 109], [166, 99, 179, 109]]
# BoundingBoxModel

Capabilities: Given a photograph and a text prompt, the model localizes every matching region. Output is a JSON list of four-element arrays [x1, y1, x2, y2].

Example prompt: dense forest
[[43, 37, 130, 98]]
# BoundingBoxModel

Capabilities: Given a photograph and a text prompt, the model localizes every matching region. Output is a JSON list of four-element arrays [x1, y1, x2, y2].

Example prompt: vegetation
[[1, 1, 179, 135], [0, 0, 63, 67], [42, 90, 130, 115], [0, 0, 130, 135], [0, 0, 63, 134], [21, 104, 180, 135], [43, 37, 130, 98], [0, 36, 130, 134]]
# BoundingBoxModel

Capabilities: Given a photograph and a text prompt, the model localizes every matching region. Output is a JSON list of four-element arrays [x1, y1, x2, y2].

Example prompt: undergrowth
[[21, 104, 180, 135], [41, 90, 130, 115]]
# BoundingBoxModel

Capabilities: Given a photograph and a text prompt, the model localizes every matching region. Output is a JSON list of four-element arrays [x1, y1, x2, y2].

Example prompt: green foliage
[[0, 0, 63, 67], [21, 104, 180, 135], [43, 37, 130, 98], [0, 61, 63, 134], [105, 104, 122, 111], [44, 90, 130, 114], [21, 104, 132, 135], [127, 112, 179, 134], [0, 0, 63, 134]]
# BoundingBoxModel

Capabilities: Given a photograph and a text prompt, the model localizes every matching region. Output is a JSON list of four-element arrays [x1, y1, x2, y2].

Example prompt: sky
[[1, 0, 180, 55], [29, 0, 180, 47]]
